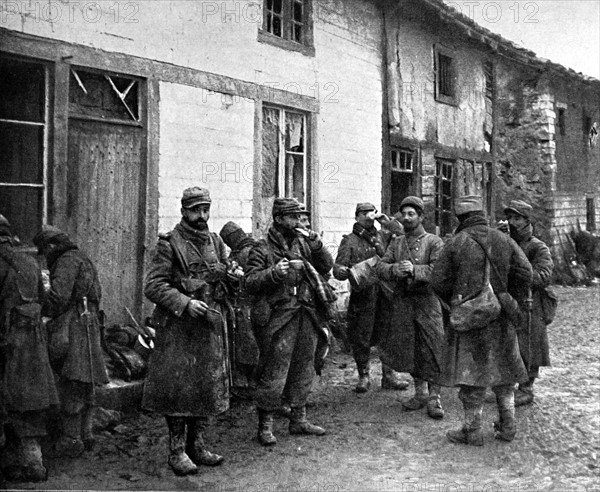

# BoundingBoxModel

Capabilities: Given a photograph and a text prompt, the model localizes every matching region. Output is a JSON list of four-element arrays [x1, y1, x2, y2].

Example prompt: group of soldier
[[0, 185, 554, 481]]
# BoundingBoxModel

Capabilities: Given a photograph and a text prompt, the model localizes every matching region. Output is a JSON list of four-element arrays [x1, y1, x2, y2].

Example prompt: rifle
[[81, 297, 95, 394]]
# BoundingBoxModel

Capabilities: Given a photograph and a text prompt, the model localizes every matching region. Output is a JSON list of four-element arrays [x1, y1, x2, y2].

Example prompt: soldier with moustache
[[375, 197, 445, 419]]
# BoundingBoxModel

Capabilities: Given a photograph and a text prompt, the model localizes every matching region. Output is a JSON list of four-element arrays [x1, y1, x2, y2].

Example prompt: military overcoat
[[142, 222, 230, 417], [431, 216, 533, 387]]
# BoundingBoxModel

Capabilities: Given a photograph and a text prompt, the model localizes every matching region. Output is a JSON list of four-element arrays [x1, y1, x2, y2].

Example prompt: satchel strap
[[465, 232, 505, 293]]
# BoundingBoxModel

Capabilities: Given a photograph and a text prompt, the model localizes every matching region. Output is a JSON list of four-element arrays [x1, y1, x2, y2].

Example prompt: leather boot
[[257, 409, 277, 446], [20, 438, 47, 482], [166, 417, 198, 476], [402, 378, 428, 411], [381, 364, 409, 390], [446, 404, 484, 446], [426, 385, 445, 420], [48, 413, 84, 458], [355, 364, 370, 393], [289, 406, 326, 436], [186, 418, 224, 466], [494, 390, 517, 442], [514, 378, 534, 407], [81, 405, 95, 451]]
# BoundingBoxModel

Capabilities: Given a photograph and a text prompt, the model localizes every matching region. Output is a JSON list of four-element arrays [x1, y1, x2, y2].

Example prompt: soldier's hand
[[335, 266, 350, 281], [211, 263, 228, 280], [497, 220, 510, 234], [391, 263, 408, 279], [273, 258, 290, 278], [186, 299, 209, 319], [398, 260, 414, 275]]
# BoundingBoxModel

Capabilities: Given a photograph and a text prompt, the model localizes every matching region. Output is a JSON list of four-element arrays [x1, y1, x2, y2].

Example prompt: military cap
[[33, 225, 69, 249], [181, 187, 211, 208], [0, 214, 11, 237], [298, 203, 310, 216], [355, 202, 377, 215], [399, 196, 424, 213], [454, 195, 483, 215], [219, 221, 247, 250], [504, 200, 532, 219], [272, 197, 304, 218]]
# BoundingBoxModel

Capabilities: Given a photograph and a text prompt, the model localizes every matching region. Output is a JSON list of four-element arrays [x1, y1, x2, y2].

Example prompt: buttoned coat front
[[376, 228, 445, 381]]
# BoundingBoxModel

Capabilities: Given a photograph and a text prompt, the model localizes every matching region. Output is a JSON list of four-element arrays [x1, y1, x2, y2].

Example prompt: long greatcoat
[[142, 222, 230, 417], [1, 244, 58, 416], [333, 225, 392, 365], [513, 225, 553, 373], [431, 216, 533, 388], [43, 244, 108, 386], [376, 227, 445, 381]]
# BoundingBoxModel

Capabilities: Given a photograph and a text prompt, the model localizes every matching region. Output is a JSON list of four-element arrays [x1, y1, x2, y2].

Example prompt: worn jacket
[[431, 215, 533, 387], [44, 244, 108, 385], [376, 227, 445, 379], [245, 226, 334, 353], [142, 221, 230, 416], [513, 224, 554, 370], [1, 243, 59, 413]]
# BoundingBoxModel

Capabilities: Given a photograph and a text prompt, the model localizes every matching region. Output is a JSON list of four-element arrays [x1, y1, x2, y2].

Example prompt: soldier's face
[[507, 213, 529, 233], [299, 214, 311, 229], [182, 204, 211, 227], [276, 213, 301, 232], [400, 206, 422, 231], [356, 211, 375, 228]]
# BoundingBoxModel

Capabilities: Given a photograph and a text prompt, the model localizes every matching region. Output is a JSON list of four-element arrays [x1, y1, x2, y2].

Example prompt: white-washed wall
[[158, 82, 255, 235]]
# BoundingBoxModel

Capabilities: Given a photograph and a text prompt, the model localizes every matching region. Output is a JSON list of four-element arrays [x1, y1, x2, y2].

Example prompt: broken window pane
[[262, 107, 280, 197]]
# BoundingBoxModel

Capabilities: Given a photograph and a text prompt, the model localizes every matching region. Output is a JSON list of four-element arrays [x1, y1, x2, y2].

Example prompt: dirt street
[[4, 285, 599, 492]]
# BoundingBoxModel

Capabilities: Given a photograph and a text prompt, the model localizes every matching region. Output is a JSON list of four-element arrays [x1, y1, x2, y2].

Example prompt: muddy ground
[[4, 285, 599, 492]]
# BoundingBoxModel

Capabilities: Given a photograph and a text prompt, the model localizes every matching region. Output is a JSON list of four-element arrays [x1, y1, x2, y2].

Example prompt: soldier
[[503, 200, 554, 406], [142, 187, 230, 476], [33, 225, 108, 458], [0, 215, 58, 482], [431, 196, 532, 445], [375, 197, 445, 419], [245, 198, 334, 446], [333, 202, 408, 393], [219, 221, 259, 396]]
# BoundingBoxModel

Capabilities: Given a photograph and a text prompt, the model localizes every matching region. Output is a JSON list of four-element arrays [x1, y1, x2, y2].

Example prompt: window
[[587, 197, 596, 231], [435, 159, 454, 236], [259, 0, 314, 55], [390, 148, 415, 214], [262, 106, 308, 204], [0, 56, 48, 245], [434, 45, 456, 105], [557, 107, 566, 136]]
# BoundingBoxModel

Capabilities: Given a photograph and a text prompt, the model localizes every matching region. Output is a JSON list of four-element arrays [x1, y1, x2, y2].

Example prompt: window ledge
[[258, 29, 315, 57], [435, 94, 458, 107]]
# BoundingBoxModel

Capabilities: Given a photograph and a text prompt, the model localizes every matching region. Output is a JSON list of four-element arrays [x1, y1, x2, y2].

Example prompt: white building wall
[[2, 0, 385, 250]]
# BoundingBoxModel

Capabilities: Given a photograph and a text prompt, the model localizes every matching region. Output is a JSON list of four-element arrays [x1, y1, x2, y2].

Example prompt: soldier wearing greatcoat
[[143, 187, 230, 476], [333, 202, 408, 393], [0, 215, 58, 482], [502, 200, 554, 406], [431, 196, 533, 445], [245, 198, 334, 446], [375, 197, 445, 419], [33, 225, 108, 458]]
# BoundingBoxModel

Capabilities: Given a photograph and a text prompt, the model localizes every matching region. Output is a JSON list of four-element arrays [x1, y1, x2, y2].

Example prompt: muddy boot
[[381, 364, 409, 390], [514, 378, 534, 407], [426, 385, 445, 420], [20, 438, 47, 482], [49, 413, 84, 458], [446, 404, 484, 446], [81, 405, 95, 451], [186, 418, 223, 466], [289, 406, 326, 436], [257, 409, 277, 446], [166, 417, 198, 476], [276, 403, 292, 419], [494, 389, 517, 442], [355, 364, 370, 393], [402, 378, 428, 411]]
